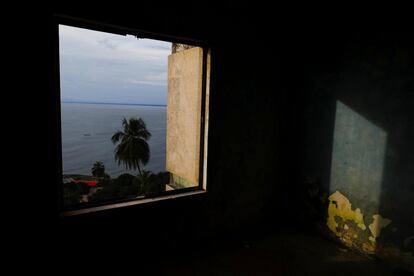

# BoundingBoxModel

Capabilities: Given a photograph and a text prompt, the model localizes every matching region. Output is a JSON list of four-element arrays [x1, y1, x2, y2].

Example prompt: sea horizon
[[61, 100, 167, 108], [61, 102, 166, 177]]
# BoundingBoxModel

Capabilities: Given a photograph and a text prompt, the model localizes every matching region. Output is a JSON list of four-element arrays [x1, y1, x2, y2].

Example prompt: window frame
[[53, 15, 210, 216]]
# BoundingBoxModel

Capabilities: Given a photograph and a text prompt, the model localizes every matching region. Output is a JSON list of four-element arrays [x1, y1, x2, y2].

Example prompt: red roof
[[73, 180, 98, 187]]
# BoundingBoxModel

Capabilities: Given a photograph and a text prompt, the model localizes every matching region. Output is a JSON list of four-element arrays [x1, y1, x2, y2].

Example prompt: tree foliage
[[111, 117, 151, 176], [91, 161, 105, 178]]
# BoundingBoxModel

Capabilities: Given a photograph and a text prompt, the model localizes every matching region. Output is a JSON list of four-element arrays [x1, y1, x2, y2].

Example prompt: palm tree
[[91, 161, 105, 178], [111, 117, 151, 176]]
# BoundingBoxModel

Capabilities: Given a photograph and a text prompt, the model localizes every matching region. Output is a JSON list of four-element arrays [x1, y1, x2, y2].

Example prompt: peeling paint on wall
[[326, 191, 392, 254], [369, 214, 392, 240], [326, 191, 414, 272], [327, 191, 367, 235]]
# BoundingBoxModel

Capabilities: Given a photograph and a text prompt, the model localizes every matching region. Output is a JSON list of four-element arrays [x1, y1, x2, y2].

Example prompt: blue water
[[61, 102, 166, 176]]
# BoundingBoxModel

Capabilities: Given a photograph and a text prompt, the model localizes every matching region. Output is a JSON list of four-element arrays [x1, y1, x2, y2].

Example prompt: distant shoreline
[[61, 101, 167, 107]]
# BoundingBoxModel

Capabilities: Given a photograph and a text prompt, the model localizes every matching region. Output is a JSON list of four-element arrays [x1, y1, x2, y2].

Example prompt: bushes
[[142, 171, 169, 196], [63, 182, 91, 206], [65, 170, 169, 205], [89, 173, 143, 203]]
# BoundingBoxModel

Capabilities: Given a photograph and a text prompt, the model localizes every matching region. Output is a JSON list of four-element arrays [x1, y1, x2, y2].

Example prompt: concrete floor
[[150, 232, 409, 275]]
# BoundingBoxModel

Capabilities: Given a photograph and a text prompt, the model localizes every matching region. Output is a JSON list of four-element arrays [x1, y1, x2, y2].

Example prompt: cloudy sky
[[59, 24, 171, 105]]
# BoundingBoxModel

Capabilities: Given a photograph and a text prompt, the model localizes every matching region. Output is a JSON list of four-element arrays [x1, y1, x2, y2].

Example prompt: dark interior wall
[[279, 32, 414, 259]]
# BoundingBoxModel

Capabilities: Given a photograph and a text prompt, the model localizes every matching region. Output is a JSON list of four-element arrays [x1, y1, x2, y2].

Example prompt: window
[[56, 17, 210, 214]]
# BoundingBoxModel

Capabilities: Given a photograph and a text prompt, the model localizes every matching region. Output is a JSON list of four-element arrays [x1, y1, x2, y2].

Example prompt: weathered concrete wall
[[172, 43, 194, 54], [286, 33, 414, 272], [330, 101, 387, 217], [166, 47, 203, 186]]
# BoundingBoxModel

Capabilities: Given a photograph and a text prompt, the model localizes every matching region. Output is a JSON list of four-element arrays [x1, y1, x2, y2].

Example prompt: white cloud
[[126, 72, 168, 86], [59, 24, 172, 104]]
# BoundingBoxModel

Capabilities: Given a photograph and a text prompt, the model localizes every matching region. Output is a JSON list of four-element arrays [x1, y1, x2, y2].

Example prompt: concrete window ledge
[[62, 190, 207, 217]]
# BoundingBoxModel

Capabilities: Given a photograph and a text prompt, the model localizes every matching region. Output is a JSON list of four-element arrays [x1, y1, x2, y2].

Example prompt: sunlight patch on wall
[[327, 101, 390, 254], [330, 101, 387, 213]]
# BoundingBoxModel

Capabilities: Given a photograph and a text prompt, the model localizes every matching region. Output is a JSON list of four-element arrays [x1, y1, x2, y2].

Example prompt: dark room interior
[[11, 4, 414, 275]]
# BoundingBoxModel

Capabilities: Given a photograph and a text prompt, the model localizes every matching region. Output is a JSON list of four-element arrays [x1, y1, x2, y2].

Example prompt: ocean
[[61, 102, 166, 177]]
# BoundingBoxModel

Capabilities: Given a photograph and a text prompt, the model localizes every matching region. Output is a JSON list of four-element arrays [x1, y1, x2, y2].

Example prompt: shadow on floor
[[148, 232, 410, 275]]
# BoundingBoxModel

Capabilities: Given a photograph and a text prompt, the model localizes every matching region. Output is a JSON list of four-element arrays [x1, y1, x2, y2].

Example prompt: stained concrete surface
[[167, 47, 203, 186]]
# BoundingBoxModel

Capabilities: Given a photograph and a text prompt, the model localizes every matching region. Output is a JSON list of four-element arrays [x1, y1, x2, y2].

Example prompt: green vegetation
[[91, 161, 105, 178], [63, 182, 91, 205], [88, 171, 169, 203], [111, 117, 151, 176], [63, 117, 169, 207]]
